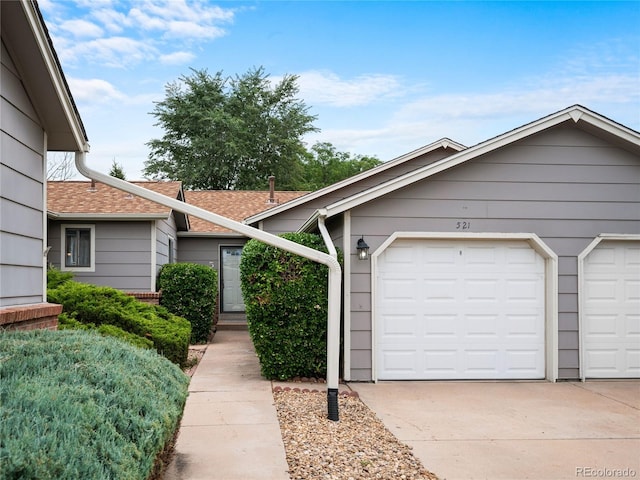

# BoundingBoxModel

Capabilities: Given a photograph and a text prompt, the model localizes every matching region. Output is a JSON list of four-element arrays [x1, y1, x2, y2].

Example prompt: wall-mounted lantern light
[[356, 236, 370, 260]]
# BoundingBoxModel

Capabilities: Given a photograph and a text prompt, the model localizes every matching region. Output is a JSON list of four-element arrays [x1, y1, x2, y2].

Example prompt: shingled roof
[[47, 181, 308, 235], [184, 190, 309, 233], [47, 180, 188, 229]]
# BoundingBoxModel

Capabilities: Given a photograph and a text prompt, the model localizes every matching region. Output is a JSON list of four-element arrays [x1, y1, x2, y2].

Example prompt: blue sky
[[40, 0, 640, 182]]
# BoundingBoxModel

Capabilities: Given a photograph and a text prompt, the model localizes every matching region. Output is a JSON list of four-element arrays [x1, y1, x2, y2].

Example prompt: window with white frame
[[61, 224, 95, 271]]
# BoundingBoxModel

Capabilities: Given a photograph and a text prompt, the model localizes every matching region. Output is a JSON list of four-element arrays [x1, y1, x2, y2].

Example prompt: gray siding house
[[250, 106, 640, 382], [46, 185, 307, 324], [1, 1, 87, 328], [47, 181, 188, 292]]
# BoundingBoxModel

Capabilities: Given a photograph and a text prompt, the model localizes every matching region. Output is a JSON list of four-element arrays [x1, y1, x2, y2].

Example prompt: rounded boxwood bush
[[239, 233, 341, 380], [158, 263, 218, 344]]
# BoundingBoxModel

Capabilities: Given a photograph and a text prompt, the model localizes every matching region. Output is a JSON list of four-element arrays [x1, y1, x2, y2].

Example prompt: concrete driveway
[[353, 381, 640, 480]]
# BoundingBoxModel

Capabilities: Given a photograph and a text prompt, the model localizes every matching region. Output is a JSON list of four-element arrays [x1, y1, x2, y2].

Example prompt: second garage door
[[582, 240, 640, 378], [376, 238, 546, 380]]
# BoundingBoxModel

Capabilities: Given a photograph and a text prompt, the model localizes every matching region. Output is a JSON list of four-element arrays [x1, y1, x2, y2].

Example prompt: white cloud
[[60, 19, 104, 38], [128, 1, 232, 39], [90, 8, 131, 34], [68, 37, 158, 68], [67, 78, 126, 103], [296, 70, 405, 107], [164, 20, 226, 39], [159, 51, 196, 65]]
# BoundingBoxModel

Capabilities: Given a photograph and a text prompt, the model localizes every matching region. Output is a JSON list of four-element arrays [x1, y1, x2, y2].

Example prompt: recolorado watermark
[[576, 467, 637, 478]]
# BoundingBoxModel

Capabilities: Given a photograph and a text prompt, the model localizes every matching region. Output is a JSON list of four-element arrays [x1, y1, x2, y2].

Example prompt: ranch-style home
[[46, 181, 307, 323], [0, 1, 87, 329], [248, 105, 640, 383], [2, 3, 637, 385]]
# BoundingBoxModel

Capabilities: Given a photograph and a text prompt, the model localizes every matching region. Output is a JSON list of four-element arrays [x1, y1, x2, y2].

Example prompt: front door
[[221, 246, 245, 312]]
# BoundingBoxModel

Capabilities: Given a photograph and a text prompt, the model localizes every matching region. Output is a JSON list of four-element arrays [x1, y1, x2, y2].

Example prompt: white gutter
[[75, 151, 343, 421]]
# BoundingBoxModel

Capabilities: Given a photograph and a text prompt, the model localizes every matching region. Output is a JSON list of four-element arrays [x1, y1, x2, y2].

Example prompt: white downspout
[[317, 212, 341, 420], [75, 151, 343, 420]]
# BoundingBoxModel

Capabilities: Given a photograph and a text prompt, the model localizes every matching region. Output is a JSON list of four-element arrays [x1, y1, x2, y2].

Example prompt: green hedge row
[[239, 233, 340, 380], [0, 329, 189, 479], [158, 263, 217, 344], [47, 271, 191, 366]]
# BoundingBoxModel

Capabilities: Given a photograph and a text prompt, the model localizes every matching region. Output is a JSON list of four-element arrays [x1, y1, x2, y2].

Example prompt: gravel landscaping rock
[[273, 389, 439, 480]]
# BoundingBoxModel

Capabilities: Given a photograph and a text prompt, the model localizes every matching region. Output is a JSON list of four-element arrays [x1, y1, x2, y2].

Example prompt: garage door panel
[[506, 314, 543, 337], [627, 314, 640, 336], [377, 239, 546, 380], [379, 349, 419, 377], [506, 278, 543, 302], [504, 349, 544, 375], [583, 240, 640, 378], [424, 350, 458, 376], [423, 313, 458, 337], [424, 278, 458, 301], [626, 279, 640, 302], [379, 314, 419, 340]]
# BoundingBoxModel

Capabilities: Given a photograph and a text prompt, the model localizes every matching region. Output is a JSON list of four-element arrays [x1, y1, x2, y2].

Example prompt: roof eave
[[2, 1, 88, 152], [47, 212, 170, 221], [177, 231, 247, 238]]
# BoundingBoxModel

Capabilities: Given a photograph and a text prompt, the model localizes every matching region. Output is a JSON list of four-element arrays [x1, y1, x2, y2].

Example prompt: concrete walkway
[[163, 330, 289, 480]]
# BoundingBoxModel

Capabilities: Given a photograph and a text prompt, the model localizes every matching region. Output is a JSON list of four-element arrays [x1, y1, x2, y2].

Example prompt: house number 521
[[456, 221, 471, 230]]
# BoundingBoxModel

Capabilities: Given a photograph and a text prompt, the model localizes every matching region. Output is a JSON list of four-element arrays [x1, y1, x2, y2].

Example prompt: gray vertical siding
[[48, 221, 153, 291], [345, 125, 639, 381], [0, 40, 45, 307]]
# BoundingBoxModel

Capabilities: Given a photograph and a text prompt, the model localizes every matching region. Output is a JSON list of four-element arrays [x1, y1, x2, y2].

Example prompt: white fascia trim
[[42, 132, 48, 302], [23, 1, 86, 151], [48, 213, 170, 221], [323, 106, 640, 220], [177, 231, 247, 238], [247, 138, 466, 225], [150, 221, 157, 291], [370, 232, 559, 382], [342, 211, 352, 381], [577, 233, 640, 381]]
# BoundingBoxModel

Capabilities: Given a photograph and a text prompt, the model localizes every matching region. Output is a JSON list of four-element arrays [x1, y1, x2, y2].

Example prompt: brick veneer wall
[[127, 292, 162, 305], [0, 303, 62, 331]]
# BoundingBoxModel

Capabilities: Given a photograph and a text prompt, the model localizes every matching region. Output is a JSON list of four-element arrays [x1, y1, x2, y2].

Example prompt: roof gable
[[245, 138, 465, 224], [300, 105, 640, 230]]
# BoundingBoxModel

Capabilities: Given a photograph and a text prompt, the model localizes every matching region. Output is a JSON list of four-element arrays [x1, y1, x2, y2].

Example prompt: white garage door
[[583, 240, 640, 378], [376, 239, 546, 380]]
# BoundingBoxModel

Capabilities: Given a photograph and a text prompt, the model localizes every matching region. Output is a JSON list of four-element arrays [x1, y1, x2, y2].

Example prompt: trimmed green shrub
[[239, 232, 340, 380], [48, 280, 190, 366], [158, 263, 218, 344], [0, 329, 189, 480], [46, 266, 74, 289], [58, 313, 156, 351]]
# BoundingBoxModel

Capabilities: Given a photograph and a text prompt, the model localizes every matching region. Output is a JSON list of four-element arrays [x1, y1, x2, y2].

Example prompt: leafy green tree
[[144, 67, 318, 190], [298, 142, 381, 190], [109, 160, 126, 180]]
